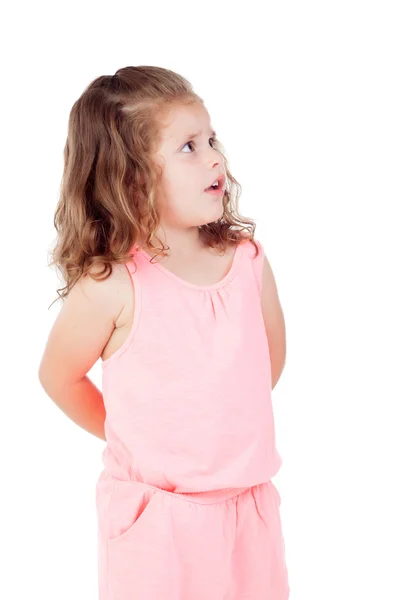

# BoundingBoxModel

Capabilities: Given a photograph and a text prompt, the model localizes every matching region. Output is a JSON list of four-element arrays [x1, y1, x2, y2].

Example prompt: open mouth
[[205, 174, 226, 192]]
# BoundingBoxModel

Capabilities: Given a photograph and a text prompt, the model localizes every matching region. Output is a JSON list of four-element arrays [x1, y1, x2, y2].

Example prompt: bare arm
[[46, 376, 107, 441], [260, 254, 287, 390], [38, 264, 126, 441]]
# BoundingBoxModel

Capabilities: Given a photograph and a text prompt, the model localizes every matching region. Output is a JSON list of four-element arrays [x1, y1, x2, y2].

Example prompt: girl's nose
[[208, 151, 222, 169]]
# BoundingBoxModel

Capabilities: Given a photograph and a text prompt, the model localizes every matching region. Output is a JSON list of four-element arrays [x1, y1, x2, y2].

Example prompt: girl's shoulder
[[38, 261, 131, 386], [93, 261, 135, 329]]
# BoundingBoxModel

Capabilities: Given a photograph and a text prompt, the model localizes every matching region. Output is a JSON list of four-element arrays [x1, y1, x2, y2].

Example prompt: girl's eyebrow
[[182, 129, 217, 140]]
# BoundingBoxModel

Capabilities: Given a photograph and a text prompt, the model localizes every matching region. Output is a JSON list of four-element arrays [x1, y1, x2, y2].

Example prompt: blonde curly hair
[[48, 65, 259, 308]]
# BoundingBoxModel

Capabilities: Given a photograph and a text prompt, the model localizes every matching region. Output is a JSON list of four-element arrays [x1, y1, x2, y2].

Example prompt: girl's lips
[[204, 173, 226, 191], [205, 186, 225, 196]]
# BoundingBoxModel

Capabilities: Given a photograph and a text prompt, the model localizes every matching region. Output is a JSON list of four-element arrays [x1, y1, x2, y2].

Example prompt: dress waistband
[[107, 474, 251, 505]]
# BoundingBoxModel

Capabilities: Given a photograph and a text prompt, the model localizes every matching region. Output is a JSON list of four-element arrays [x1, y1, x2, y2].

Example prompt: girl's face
[[152, 102, 226, 229]]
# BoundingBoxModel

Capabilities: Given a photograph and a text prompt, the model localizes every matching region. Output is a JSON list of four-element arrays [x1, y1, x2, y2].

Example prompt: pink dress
[[95, 238, 290, 599]]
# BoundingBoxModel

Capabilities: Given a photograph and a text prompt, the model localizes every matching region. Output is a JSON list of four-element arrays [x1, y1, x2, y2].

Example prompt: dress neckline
[[136, 241, 244, 291]]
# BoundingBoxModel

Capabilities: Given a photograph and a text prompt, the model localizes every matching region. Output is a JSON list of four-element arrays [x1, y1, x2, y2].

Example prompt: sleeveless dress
[[95, 238, 290, 600]]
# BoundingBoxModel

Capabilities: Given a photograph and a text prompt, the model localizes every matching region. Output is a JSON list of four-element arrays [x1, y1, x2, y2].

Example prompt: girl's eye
[[182, 137, 217, 153]]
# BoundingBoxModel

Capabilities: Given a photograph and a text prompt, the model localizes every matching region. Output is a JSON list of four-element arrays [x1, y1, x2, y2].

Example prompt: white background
[[1, 1, 399, 598]]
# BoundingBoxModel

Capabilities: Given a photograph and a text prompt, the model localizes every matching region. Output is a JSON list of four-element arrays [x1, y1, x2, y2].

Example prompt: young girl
[[38, 65, 290, 599]]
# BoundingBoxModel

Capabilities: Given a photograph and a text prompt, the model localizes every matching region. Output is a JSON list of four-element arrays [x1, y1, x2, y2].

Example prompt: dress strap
[[243, 239, 265, 298]]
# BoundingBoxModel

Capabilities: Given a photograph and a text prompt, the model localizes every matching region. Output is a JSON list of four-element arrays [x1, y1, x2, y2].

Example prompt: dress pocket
[[107, 481, 158, 545], [105, 483, 167, 599]]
